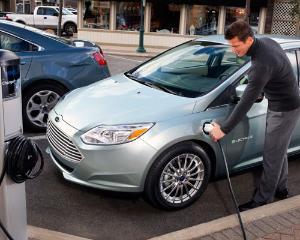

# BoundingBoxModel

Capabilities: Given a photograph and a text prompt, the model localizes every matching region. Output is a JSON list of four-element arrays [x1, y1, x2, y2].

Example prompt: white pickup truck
[[6, 6, 77, 35]]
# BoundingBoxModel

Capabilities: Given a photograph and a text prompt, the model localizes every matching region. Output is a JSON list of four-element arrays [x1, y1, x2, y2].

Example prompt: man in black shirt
[[209, 21, 300, 211]]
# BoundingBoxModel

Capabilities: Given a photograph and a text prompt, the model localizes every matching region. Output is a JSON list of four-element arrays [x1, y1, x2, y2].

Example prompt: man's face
[[228, 36, 254, 57]]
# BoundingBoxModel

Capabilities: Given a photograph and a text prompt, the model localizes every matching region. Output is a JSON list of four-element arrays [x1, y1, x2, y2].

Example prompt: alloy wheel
[[159, 153, 205, 204], [26, 90, 60, 128]]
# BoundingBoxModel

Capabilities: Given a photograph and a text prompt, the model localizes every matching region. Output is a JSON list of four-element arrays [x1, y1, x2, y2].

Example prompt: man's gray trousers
[[254, 107, 300, 203]]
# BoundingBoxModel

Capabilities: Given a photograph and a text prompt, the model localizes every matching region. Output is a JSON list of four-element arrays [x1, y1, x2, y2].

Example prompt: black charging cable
[[0, 135, 44, 240], [203, 123, 247, 240], [217, 140, 247, 240]]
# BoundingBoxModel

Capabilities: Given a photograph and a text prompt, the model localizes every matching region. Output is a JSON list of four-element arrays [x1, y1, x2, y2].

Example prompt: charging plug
[[203, 122, 213, 135]]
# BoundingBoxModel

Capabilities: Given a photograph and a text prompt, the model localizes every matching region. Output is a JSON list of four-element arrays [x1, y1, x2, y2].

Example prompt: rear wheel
[[64, 22, 77, 36], [144, 142, 211, 210], [22, 83, 67, 131]]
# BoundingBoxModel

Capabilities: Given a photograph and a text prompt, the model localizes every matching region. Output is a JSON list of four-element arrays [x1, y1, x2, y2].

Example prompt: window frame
[[0, 30, 41, 53]]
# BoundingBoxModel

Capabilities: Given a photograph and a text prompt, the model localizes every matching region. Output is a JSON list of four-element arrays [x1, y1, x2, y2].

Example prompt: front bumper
[[46, 111, 157, 192]]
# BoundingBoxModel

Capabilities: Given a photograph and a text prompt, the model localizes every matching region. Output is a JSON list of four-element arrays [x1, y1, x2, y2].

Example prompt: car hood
[[54, 74, 196, 130]]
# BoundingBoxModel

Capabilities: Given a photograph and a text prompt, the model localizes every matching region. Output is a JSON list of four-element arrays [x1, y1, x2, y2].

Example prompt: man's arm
[[219, 64, 271, 134]]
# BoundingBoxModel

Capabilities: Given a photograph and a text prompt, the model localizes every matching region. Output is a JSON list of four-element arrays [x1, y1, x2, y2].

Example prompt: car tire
[[64, 22, 77, 36], [144, 142, 211, 210], [22, 83, 67, 132]]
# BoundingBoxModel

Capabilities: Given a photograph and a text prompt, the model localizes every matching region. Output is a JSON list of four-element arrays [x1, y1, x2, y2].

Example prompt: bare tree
[[57, 0, 63, 37]]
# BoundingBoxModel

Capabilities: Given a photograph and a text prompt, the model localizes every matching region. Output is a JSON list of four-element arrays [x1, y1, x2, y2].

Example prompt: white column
[[258, 7, 267, 34], [144, 2, 151, 33], [110, 1, 116, 31], [179, 4, 187, 35], [217, 6, 226, 34]]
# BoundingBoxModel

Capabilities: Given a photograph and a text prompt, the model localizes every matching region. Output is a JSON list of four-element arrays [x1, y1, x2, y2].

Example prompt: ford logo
[[55, 117, 60, 122]]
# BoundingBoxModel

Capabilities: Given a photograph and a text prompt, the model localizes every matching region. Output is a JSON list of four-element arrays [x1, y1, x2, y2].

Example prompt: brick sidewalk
[[199, 208, 300, 240]]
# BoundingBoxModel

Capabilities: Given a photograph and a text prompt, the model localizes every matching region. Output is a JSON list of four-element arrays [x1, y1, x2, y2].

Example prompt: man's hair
[[225, 20, 254, 42]]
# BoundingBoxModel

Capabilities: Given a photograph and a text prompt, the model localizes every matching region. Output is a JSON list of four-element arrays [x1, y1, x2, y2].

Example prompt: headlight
[[81, 123, 154, 145]]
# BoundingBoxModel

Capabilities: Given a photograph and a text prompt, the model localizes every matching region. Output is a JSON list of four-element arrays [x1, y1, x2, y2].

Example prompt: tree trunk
[[58, 0, 63, 37]]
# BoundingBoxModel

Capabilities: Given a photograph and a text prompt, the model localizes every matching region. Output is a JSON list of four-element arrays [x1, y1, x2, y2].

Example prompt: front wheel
[[22, 83, 67, 131], [144, 142, 211, 210]]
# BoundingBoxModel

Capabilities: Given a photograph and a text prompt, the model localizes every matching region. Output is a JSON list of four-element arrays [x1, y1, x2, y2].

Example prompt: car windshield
[[128, 41, 250, 98]]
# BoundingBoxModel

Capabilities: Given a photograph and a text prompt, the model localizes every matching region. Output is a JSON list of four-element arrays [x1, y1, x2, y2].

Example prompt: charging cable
[[203, 123, 247, 240], [0, 135, 44, 240]]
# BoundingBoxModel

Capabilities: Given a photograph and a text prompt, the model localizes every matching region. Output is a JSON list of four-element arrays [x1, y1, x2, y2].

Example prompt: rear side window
[[0, 32, 38, 52], [286, 50, 298, 82], [297, 50, 300, 86]]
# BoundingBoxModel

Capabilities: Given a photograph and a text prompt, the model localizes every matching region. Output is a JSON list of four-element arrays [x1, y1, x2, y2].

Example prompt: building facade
[[76, 0, 270, 49]]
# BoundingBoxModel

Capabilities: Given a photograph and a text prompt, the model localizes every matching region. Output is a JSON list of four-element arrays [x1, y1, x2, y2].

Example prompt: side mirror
[[234, 84, 264, 103], [234, 84, 246, 103], [53, 12, 59, 17]]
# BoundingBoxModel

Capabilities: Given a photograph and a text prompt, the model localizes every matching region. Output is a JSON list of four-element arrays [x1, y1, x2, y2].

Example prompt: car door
[[286, 49, 300, 148], [34, 7, 45, 28], [42, 7, 58, 29], [0, 31, 36, 81], [207, 71, 267, 171]]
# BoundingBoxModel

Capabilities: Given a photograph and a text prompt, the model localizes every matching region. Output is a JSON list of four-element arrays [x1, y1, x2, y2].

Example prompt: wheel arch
[[63, 21, 77, 32], [15, 20, 26, 25], [22, 79, 70, 95], [142, 139, 217, 191]]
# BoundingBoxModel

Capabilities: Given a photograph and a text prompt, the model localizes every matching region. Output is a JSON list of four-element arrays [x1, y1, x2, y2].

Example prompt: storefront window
[[150, 3, 180, 34], [116, 2, 140, 31], [186, 5, 218, 35], [225, 7, 259, 33], [16, 0, 31, 14], [83, 1, 110, 29]]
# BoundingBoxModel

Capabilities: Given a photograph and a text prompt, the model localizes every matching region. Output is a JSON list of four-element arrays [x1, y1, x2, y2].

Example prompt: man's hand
[[209, 122, 225, 142]]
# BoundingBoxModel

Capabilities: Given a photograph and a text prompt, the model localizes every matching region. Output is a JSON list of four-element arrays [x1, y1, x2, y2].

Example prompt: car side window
[[0, 32, 38, 52], [208, 73, 249, 109], [37, 8, 43, 15], [44, 8, 56, 16], [286, 50, 298, 83]]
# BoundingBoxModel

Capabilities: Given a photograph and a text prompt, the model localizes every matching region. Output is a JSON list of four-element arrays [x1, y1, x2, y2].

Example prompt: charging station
[[0, 50, 27, 240]]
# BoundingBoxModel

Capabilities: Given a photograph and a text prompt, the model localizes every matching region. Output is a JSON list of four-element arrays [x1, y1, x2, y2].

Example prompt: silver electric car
[[46, 35, 300, 210]]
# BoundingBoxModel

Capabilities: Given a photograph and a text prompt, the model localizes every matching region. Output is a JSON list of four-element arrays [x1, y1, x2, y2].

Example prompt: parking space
[[26, 139, 300, 240]]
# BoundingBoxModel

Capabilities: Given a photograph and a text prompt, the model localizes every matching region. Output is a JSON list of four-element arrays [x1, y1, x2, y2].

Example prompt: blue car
[[0, 20, 110, 131]]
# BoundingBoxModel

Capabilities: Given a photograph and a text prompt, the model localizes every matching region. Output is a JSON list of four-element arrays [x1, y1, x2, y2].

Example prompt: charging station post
[[0, 50, 27, 240]]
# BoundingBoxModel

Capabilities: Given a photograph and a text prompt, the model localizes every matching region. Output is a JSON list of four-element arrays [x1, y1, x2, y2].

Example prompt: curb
[[148, 195, 300, 240], [28, 225, 91, 240]]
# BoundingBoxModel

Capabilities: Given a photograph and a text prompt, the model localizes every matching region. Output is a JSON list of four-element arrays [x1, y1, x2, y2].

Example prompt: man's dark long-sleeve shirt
[[220, 37, 300, 134]]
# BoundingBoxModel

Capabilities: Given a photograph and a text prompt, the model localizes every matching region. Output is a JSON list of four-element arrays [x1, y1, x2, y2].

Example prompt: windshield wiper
[[125, 73, 180, 95]]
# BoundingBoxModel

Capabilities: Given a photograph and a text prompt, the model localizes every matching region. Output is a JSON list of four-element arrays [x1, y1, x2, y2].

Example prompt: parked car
[[0, 11, 13, 20], [46, 35, 300, 210], [6, 6, 77, 35], [65, 7, 77, 15], [0, 20, 110, 131]]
